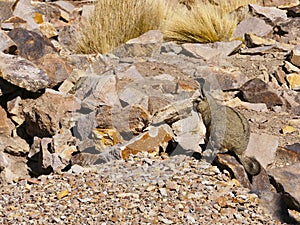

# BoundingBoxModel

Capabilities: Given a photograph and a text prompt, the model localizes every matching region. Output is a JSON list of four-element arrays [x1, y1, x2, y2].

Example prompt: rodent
[[194, 80, 261, 176]]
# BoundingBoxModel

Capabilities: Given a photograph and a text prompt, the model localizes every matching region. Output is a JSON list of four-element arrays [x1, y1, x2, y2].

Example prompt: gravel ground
[[0, 154, 287, 225]]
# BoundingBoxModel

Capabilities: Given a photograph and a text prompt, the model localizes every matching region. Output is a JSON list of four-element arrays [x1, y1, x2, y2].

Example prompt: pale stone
[[245, 133, 279, 169], [286, 73, 300, 90], [290, 49, 300, 67]]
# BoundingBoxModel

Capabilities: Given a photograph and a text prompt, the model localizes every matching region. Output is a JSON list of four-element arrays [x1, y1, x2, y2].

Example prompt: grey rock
[[233, 17, 273, 39], [181, 41, 242, 61], [245, 133, 279, 169], [269, 162, 300, 211], [0, 52, 51, 92], [13, 0, 39, 30], [250, 4, 288, 24]]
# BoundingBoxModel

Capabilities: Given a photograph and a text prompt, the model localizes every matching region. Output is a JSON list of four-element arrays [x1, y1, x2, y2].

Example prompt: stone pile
[[0, 0, 300, 223]]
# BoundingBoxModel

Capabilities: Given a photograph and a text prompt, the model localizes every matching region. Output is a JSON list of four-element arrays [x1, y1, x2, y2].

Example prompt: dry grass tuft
[[163, 0, 257, 43], [76, 0, 172, 54]]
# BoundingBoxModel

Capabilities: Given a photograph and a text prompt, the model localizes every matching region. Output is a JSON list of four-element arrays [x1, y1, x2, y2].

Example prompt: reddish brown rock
[[214, 154, 251, 189], [129, 105, 150, 135], [22, 89, 80, 137], [240, 78, 283, 108], [35, 54, 73, 87], [8, 28, 56, 61]]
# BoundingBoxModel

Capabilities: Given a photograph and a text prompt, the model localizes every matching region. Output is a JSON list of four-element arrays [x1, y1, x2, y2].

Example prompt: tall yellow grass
[[76, 0, 171, 54], [163, 0, 257, 43]]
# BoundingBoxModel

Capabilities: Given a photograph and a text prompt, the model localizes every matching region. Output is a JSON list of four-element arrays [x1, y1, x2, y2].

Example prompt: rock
[[287, 4, 300, 17], [0, 105, 14, 137], [274, 68, 287, 85], [181, 41, 242, 61], [272, 145, 300, 168], [240, 78, 283, 108], [34, 53, 73, 87], [284, 61, 300, 73], [113, 30, 163, 58], [0, 52, 51, 92], [233, 17, 273, 39], [269, 162, 300, 211], [290, 48, 300, 67], [172, 108, 206, 155], [8, 28, 56, 61], [245, 133, 279, 169], [73, 73, 119, 108], [1, 16, 28, 30], [263, 0, 299, 8], [1, 136, 30, 157], [196, 66, 248, 91], [57, 25, 78, 53], [39, 22, 58, 39], [128, 105, 151, 135], [161, 41, 182, 54], [214, 154, 251, 189], [121, 124, 174, 159], [245, 33, 276, 48], [249, 4, 288, 24], [22, 89, 80, 137], [0, 1, 13, 22], [0, 153, 29, 184], [226, 97, 268, 112], [0, 30, 17, 54], [7, 96, 24, 125], [281, 125, 297, 134], [13, 0, 39, 30], [92, 128, 122, 152], [275, 18, 300, 45], [151, 98, 194, 125], [286, 73, 300, 90]]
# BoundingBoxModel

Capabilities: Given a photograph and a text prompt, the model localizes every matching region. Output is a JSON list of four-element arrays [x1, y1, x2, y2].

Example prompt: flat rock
[[0, 52, 51, 92], [245, 33, 276, 48], [240, 78, 283, 108], [250, 4, 288, 24], [245, 133, 279, 169], [269, 162, 300, 211], [196, 66, 248, 91], [181, 41, 242, 61], [8, 28, 56, 61], [113, 30, 163, 58], [233, 17, 273, 39]]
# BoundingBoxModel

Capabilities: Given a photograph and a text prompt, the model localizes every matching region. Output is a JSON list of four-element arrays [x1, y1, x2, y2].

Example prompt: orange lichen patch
[[92, 128, 122, 151], [121, 126, 173, 159], [34, 13, 44, 24]]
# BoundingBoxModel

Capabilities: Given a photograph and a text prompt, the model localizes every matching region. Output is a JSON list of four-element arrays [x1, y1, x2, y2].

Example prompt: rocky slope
[[0, 0, 300, 224]]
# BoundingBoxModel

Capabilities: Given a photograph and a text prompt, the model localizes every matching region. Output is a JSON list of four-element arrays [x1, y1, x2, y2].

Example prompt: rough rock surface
[[0, 0, 300, 224]]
